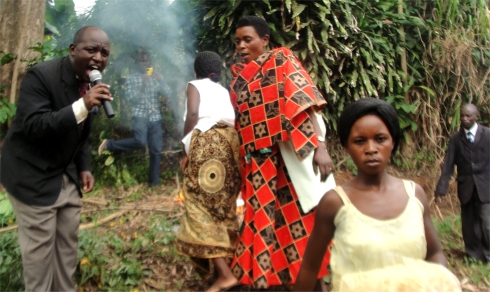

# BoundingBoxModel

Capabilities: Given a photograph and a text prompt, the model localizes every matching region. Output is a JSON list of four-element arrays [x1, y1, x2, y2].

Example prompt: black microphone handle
[[92, 79, 115, 118], [102, 99, 115, 118]]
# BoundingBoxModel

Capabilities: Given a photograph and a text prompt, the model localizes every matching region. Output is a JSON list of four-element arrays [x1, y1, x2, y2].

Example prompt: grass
[[73, 183, 203, 291], [0, 182, 206, 292], [76, 213, 189, 291], [434, 214, 490, 291]]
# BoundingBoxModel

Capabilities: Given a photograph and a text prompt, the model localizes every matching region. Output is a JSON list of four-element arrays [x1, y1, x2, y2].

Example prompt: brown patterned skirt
[[176, 124, 241, 258]]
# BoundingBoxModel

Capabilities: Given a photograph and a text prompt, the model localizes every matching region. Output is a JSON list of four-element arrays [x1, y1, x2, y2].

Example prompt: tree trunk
[[0, 0, 46, 105], [398, 0, 407, 85]]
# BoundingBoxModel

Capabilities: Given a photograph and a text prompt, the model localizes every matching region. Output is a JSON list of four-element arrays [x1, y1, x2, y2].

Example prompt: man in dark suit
[[435, 103, 490, 263], [0, 26, 112, 291]]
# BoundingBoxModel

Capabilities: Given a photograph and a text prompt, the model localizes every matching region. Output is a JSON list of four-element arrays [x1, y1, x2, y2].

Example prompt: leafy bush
[[23, 42, 68, 68], [76, 213, 183, 290], [0, 97, 16, 126], [0, 192, 15, 226], [0, 51, 17, 125], [0, 231, 23, 291], [0, 212, 188, 291], [196, 0, 490, 177]]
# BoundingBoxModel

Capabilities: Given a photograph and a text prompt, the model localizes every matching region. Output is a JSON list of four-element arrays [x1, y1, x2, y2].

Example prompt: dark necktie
[[79, 82, 89, 97], [467, 132, 474, 146]]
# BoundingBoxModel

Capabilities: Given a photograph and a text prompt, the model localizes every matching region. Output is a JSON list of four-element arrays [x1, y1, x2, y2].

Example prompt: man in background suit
[[435, 103, 490, 263], [0, 26, 112, 291]]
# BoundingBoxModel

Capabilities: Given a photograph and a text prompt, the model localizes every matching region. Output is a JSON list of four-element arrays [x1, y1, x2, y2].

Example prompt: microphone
[[89, 70, 114, 118]]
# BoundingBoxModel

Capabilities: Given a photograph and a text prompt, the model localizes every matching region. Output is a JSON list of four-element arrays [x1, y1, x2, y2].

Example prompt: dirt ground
[[76, 169, 470, 292], [0, 166, 483, 291]]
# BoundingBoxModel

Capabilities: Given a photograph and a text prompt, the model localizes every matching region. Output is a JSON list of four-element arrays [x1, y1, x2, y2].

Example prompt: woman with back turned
[[177, 51, 240, 292], [229, 16, 333, 290], [294, 98, 461, 291]]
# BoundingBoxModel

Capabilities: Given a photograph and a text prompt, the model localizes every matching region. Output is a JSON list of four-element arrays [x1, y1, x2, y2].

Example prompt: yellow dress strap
[[334, 186, 352, 205], [402, 180, 416, 198]]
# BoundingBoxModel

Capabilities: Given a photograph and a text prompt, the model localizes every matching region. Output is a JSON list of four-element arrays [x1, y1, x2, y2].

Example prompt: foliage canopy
[[195, 0, 490, 171], [2, 0, 490, 179]]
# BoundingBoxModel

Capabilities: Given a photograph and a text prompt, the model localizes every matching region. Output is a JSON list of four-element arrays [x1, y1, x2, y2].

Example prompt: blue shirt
[[125, 73, 171, 122]]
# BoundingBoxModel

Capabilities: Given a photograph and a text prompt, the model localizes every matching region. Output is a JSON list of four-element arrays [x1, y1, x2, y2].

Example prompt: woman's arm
[[183, 83, 200, 138], [181, 83, 200, 171], [307, 108, 333, 182], [294, 189, 342, 291], [414, 183, 448, 267]]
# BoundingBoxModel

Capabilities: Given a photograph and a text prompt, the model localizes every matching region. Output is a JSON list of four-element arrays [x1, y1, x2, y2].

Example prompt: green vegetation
[[2, 0, 489, 181], [0, 97, 15, 125], [0, 42, 65, 127], [196, 0, 490, 169], [0, 51, 16, 125], [0, 186, 204, 292], [0, 228, 23, 291], [1, 0, 490, 291], [0, 192, 14, 226], [1, 200, 488, 291], [434, 214, 490, 290], [76, 214, 182, 290]]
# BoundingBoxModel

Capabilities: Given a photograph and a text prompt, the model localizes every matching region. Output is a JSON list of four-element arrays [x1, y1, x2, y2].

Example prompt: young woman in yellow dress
[[294, 98, 461, 291]]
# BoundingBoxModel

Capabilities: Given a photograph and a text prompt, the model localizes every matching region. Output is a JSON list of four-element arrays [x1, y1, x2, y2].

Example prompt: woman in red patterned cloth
[[229, 15, 333, 290]]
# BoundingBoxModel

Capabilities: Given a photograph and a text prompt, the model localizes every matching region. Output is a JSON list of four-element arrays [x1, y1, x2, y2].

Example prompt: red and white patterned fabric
[[229, 47, 331, 289], [230, 47, 327, 159]]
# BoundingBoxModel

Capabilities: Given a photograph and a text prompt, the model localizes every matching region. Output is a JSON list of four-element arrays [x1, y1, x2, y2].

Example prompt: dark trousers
[[460, 187, 490, 262], [107, 117, 163, 186]]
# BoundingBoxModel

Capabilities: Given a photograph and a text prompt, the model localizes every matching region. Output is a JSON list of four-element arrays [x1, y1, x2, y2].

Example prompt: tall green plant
[[422, 0, 490, 130], [196, 0, 490, 177], [401, 0, 490, 172], [0, 231, 23, 291], [197, 0, 424, 131]]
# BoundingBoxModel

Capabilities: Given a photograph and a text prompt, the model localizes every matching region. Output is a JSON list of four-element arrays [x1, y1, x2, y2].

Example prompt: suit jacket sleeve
[[16, 65, 78, 143], [74, 139, 92, 173], [435, 134, 457, 195]]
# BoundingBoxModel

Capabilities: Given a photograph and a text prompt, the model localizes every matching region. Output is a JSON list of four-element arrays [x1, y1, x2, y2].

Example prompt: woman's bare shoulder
[[317, 187, 345, 219]]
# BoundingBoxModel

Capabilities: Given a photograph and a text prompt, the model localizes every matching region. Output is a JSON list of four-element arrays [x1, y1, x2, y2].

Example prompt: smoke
[[77, 0, 199, 146]]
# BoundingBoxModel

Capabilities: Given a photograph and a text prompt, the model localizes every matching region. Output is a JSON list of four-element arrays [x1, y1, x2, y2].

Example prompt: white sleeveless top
[[182, 78, 235, 154]]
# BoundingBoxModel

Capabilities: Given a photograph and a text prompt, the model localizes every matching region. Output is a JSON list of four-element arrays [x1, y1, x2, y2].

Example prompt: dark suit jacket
[[0, 56, 95, 206], [435, 124, 490, 204]]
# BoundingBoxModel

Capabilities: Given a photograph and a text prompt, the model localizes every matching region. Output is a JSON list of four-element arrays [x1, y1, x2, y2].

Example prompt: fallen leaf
[[184, 264, 193, 277], [171, 266, 177, 276]]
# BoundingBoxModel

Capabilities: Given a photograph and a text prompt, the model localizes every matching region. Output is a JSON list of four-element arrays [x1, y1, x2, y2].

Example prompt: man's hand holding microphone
[[85, 70, 114, 118]]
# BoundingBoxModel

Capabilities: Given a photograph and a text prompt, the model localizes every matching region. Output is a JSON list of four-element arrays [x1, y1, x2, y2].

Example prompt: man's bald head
[[462, 103, 478, 113], [69, 26, 110, 83], [461, 103, 479, 130]]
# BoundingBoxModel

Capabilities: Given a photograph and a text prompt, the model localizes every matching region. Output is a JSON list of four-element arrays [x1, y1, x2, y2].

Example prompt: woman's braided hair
[[194, 51, 222, 83]]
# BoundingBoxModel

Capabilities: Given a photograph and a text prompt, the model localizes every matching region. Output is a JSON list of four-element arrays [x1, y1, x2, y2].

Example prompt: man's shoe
[[98, 139, 108, 155]]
